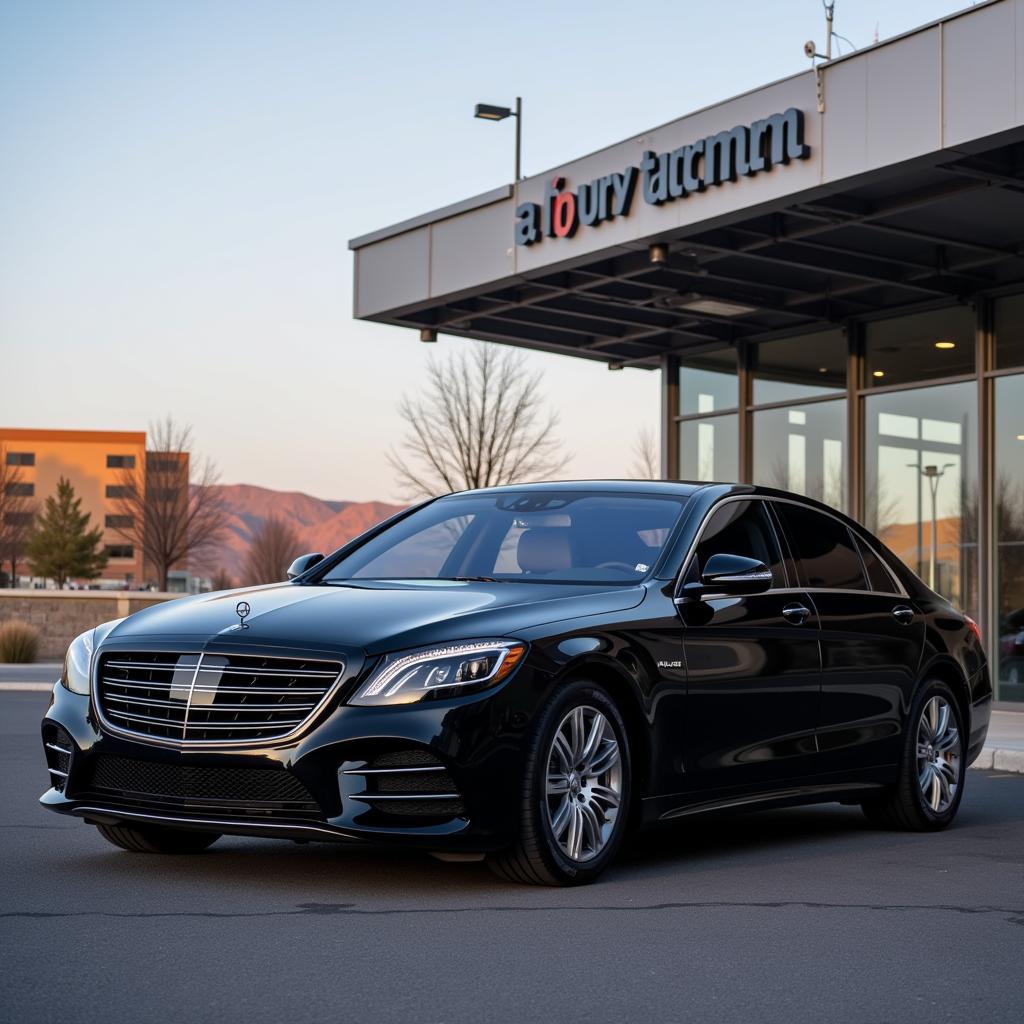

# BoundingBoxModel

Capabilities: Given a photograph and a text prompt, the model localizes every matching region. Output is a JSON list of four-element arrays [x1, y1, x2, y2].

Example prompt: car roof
[[439, 479, 708, 499], [437, 480, 867, 530]]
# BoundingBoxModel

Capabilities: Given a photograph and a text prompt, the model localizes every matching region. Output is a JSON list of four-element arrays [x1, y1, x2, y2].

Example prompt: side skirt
[[644, 767, 898, 824]]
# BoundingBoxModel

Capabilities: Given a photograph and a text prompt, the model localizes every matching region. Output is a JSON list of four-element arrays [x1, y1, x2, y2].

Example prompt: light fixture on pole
[[907, 461, 956, 590], [474, 97, 522, 182]]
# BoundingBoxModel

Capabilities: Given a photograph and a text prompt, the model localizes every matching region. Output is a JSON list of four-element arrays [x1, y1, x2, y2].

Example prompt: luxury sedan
[[40, 482, 991, 885]]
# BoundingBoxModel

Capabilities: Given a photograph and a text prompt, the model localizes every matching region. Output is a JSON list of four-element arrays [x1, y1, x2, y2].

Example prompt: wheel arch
[[918, 655, 971, 732], [556, 657, 651, 813]]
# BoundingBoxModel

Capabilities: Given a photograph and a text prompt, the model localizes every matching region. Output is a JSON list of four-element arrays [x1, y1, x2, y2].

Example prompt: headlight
[[350, 639, 527, 707], [61, 619, 124, 695]]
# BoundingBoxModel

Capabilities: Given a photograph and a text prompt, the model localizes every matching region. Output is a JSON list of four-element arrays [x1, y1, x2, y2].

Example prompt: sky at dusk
[[0, 0, 973, 503]]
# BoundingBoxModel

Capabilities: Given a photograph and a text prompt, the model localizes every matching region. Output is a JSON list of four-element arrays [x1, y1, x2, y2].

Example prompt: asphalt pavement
[[2, 690, 1022, 1024]]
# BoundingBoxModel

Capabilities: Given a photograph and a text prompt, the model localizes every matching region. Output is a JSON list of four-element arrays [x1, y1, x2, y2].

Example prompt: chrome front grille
[[96, 651, 344, 746]]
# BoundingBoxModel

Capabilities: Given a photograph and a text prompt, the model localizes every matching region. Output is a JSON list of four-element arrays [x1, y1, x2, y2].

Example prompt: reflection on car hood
[[104, 580, 647, 654]]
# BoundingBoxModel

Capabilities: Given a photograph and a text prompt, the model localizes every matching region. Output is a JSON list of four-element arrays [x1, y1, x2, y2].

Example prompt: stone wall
[[0, 590, 178, 661]]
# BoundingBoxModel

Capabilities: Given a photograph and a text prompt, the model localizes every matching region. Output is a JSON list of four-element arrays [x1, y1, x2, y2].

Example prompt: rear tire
[[861, 679, 965, 831], [95, 822, 221, 854], [488, 679, 631, 886]]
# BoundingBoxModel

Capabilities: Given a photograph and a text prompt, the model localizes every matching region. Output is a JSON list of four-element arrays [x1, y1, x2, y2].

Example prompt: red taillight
[[964, 616, 982, 644]]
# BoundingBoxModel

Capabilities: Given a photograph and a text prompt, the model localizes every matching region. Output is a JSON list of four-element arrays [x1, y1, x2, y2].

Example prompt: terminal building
[[0, 427, 192, 591], [350, 0, 1024, 704]]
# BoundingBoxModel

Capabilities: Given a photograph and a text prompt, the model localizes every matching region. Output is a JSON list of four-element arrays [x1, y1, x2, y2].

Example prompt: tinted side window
[[695, 501, 786, 587], [855, 535, 898, 594], [775, 503, 867, 590]]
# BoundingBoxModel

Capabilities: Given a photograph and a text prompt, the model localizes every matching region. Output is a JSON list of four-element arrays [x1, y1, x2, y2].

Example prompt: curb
[[969, 748, 1024, 774]]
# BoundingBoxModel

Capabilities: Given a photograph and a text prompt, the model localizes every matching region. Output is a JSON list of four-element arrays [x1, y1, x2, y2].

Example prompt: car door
[[771, 500, 925, 772], [678, 498, 822, 791]]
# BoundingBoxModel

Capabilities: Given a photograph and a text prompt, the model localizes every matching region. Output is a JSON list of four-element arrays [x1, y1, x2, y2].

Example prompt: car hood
[[104, 580, 646, 655]]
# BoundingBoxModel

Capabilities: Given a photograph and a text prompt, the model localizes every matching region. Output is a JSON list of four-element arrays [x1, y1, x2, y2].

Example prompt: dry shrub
[[0, 620, 41, 663]]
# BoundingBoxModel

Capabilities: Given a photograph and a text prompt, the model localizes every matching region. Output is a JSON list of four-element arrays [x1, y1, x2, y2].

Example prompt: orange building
[[0, 427, 188, 589]]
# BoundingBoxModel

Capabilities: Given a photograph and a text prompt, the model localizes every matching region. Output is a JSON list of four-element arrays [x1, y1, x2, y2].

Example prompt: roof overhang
[[350, 0, 1024, 367]]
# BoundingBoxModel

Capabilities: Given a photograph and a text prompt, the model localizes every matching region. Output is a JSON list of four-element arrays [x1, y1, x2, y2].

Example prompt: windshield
[[319, 491, 687, 585]]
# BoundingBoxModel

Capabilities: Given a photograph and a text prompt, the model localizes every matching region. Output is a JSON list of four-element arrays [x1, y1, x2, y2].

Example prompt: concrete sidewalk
[[0, 663, 60, 691], [970, 709, 1024, 773]]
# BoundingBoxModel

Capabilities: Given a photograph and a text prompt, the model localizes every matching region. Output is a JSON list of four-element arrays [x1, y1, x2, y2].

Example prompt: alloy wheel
[[916, 695, 962, 814], [545, 705, 622, 862]]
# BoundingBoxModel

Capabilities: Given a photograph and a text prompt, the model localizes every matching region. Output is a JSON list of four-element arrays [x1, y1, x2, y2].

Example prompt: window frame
[[769, 497, 907, 597], [675, 494, 907, 600], [676, 495, 791, 596]]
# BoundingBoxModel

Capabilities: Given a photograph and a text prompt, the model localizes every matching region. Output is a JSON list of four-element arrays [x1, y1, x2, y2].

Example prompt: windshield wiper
[[445, 575, 504, 583]]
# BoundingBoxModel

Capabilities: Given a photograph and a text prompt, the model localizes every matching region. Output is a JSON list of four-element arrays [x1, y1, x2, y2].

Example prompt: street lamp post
[[909, 462, 956, 590], [474, 97, 522, 182]]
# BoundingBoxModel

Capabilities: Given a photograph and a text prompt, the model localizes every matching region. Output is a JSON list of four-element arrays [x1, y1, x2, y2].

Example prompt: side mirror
[[676, 553, 772, 602], [287, 552, 324, 580]]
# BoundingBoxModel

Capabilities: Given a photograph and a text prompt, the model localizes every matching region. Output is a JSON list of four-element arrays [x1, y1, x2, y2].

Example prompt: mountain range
[[205, 484, 405, 582]]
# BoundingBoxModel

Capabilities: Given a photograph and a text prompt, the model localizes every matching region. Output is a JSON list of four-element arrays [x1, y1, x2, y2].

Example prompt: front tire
[[488, 680, 631, 886], [95, 822, 221, 854], [861, 679, 965, 831]]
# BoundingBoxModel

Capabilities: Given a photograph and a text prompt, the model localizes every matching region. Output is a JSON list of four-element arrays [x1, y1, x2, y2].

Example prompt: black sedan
[[40, 482, 992, 885]]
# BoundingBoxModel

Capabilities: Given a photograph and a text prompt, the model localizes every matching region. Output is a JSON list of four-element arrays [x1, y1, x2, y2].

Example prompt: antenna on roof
[[804, 2, 855, 63]]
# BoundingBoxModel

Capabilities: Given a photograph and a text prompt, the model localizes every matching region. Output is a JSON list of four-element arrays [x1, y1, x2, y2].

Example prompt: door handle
[[892, 605, 915, 625], [782, 603, 811, 625]]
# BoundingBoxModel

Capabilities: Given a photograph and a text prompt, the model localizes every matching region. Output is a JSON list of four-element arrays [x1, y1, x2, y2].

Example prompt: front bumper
[[40, 676, 533, 852]]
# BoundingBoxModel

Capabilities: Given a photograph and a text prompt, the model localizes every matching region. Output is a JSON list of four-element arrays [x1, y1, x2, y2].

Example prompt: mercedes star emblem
[[236, 600, 251, 628]]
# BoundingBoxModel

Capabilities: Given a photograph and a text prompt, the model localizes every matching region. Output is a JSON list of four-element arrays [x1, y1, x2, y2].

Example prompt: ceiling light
[[873, 370, 885, 378], [935, 341, 956, 350], [648, 243, 669, 265], [1017, 434, 1024, 441], [419, 328, 437, 343], [670, 293, 758, 317], [818, 367, 828, 373]]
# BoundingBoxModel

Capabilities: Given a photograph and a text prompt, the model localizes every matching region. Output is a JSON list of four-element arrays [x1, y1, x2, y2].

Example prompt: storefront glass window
[[752, 399, 847, 510], [679, 415, 738, 483], [864, 307, 976, 387], [994, 293, 1024, 370], [751, 329, 846, 405], [864, 381, 978, 619], [994, 374, 1024, 702], [678, 349, 737, 415]]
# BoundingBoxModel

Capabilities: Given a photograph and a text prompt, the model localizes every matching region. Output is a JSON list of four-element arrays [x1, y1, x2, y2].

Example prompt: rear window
[[774, 502, 868, 591], [855, 535, 899, 594]]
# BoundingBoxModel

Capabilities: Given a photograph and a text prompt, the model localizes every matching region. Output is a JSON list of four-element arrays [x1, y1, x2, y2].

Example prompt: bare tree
[[0, 448, 37, 587], [111, 417, 228, 591], [629, 427, 660, 479], [209, 567, 235, 592], [240, 516, 302, 586], [387, 344, 571, 500]]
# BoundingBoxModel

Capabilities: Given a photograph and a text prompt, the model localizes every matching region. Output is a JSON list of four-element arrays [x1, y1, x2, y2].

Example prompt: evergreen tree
[[26, 477, 108, 587]]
